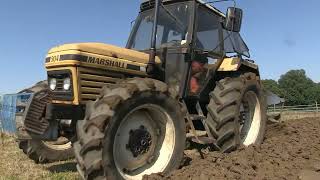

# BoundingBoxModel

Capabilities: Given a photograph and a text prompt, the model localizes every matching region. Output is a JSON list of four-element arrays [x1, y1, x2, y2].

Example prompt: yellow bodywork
[[45, 43, 258, 105], [45, 43, 160, 105]]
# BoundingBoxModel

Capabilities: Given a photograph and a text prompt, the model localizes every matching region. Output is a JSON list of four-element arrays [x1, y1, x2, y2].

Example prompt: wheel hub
[[113, 104, 176, 179], [127, 126, 152, 158], [239, 102, 250, 140]]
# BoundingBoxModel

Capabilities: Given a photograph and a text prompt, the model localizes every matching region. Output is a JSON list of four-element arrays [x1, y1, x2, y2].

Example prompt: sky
[[0, 0, 319, 94]]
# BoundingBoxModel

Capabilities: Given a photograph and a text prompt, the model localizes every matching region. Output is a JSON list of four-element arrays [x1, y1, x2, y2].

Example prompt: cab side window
[[196, 7, 222, 53]]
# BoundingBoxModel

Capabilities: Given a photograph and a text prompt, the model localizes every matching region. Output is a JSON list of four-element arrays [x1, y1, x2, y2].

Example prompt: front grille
[[56, 78, 64, 91], [24, 90, 52, 135], [78, 67, 124, 103], [48, 70, 73, 101]]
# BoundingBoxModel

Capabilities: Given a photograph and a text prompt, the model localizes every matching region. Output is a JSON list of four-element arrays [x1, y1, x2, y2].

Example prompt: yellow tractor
[[18, 0, 267, 179]]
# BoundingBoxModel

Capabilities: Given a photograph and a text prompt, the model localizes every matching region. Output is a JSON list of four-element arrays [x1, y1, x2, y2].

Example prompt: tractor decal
[[46, 54, 141, 71]]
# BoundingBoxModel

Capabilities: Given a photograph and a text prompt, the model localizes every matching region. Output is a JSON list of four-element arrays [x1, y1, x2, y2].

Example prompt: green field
[[0, 134, 78, 180]]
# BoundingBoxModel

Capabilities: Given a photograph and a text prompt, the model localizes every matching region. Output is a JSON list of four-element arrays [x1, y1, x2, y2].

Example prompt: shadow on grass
[[47, 162, 77, 173]]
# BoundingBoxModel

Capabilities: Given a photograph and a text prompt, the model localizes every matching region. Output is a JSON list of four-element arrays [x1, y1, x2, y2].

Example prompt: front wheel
[[74, 78, 186, 180], [206, 73, 267, 153]]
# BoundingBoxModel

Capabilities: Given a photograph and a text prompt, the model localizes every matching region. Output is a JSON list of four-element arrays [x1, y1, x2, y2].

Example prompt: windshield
[[127, 2, 192, 50]]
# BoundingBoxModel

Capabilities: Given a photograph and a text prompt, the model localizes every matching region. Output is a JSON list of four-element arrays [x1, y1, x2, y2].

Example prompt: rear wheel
[[74, 78, 186, 180], [19, 138, 74, 163], [206, 73, 267, 153]]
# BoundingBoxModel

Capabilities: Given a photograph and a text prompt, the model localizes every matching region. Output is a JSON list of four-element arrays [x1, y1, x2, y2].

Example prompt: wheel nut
[[141, 140, 147, 146]]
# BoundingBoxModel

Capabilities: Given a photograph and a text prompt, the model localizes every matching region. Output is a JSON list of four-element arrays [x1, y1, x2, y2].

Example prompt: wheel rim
[[42, 137, 72, 150], [239, 91, 262, 146], [113, 104, 176, 180]]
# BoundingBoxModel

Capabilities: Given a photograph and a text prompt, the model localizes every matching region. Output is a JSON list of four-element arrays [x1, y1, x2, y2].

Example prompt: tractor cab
[[127, 0, 252, 98]]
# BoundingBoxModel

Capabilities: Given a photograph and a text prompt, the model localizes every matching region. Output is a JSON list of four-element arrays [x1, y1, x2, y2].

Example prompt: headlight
[[49, 78, 57, 90], [63, 77, 71, 90]]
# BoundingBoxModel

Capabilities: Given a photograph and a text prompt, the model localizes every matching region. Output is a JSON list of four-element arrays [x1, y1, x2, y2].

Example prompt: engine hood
[[47, 42, 159, 65]]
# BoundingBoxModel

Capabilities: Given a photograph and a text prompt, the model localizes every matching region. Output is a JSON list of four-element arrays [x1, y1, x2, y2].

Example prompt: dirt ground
[[0, 117, 319, 180], [145, 118, 320, 180]]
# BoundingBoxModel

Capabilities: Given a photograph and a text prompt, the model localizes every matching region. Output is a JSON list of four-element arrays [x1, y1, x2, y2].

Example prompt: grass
[[0, 133, 79, 180]]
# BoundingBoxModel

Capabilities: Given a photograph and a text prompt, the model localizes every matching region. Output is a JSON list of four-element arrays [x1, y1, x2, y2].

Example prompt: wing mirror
[[224, 7, 243, 32]]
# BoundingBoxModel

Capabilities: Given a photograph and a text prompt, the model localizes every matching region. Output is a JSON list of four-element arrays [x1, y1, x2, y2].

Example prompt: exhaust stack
[[147, 0, 161, 75]]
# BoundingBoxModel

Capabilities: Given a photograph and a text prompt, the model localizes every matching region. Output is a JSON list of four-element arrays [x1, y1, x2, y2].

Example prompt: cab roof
[[140, 0, 225, 17]]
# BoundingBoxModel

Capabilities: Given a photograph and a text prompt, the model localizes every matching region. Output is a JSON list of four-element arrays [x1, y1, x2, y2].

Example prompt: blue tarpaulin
[[0, 93, 33, 134], [0, 94, 17, 134]]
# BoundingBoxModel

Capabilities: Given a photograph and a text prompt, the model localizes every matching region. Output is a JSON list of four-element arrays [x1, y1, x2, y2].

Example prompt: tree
[[305, 85, 320, 105], [263, 69, 320, 106], [262, 79, 285, 98], [278, 69, 317, 105]]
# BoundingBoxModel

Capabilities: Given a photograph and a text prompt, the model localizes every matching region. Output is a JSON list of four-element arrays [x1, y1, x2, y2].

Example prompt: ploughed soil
[[1, 117, 319, 179], [145, 118, 320, 180]]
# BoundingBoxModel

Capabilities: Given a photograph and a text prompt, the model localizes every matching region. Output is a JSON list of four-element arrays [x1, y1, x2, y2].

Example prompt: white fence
[[268, 103, 320, 113]]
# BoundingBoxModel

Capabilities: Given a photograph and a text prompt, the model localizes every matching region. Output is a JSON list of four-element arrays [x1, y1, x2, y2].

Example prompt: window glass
[[196, 7, 250, 58], [130, 19, 164, 50], [196, 8, 221, 52], [128, 2, 192, 50], [223, 30, 250, 57], [167, 30, 183, 42]]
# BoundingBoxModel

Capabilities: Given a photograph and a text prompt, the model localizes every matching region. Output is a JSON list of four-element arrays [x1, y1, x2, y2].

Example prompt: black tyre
[[18, 80, 74, 163], [74, 78, 186, 180], [19, 138, 74, 163], [18, 80, 48, 94], [206, 73, 267, 153]]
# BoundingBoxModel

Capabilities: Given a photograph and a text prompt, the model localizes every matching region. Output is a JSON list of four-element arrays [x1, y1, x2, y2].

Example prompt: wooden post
[[316, 101, 319, 113]]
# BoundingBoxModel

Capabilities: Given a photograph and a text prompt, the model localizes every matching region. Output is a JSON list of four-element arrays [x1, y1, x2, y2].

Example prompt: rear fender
[[218, 57, 259, 75]]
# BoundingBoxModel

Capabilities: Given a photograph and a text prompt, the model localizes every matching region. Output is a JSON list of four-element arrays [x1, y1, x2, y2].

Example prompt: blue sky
[[0, 0, 319, 93]]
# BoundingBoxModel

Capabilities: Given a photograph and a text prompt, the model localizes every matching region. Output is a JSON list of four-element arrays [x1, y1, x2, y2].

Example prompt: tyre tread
[[206, 73, 266, 153], [74, 78, 181, 179]]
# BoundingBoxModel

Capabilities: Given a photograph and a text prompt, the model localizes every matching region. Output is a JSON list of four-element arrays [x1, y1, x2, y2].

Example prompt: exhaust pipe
[[147, 0, 161, 75]]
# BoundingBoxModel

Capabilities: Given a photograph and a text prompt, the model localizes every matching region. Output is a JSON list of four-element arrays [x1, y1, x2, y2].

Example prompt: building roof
[[265, 90, 285, 105]]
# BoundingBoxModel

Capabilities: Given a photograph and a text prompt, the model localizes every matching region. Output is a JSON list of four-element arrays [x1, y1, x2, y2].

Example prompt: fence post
[[316, 101, 319, 113], [0, 94, 2, 133]]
